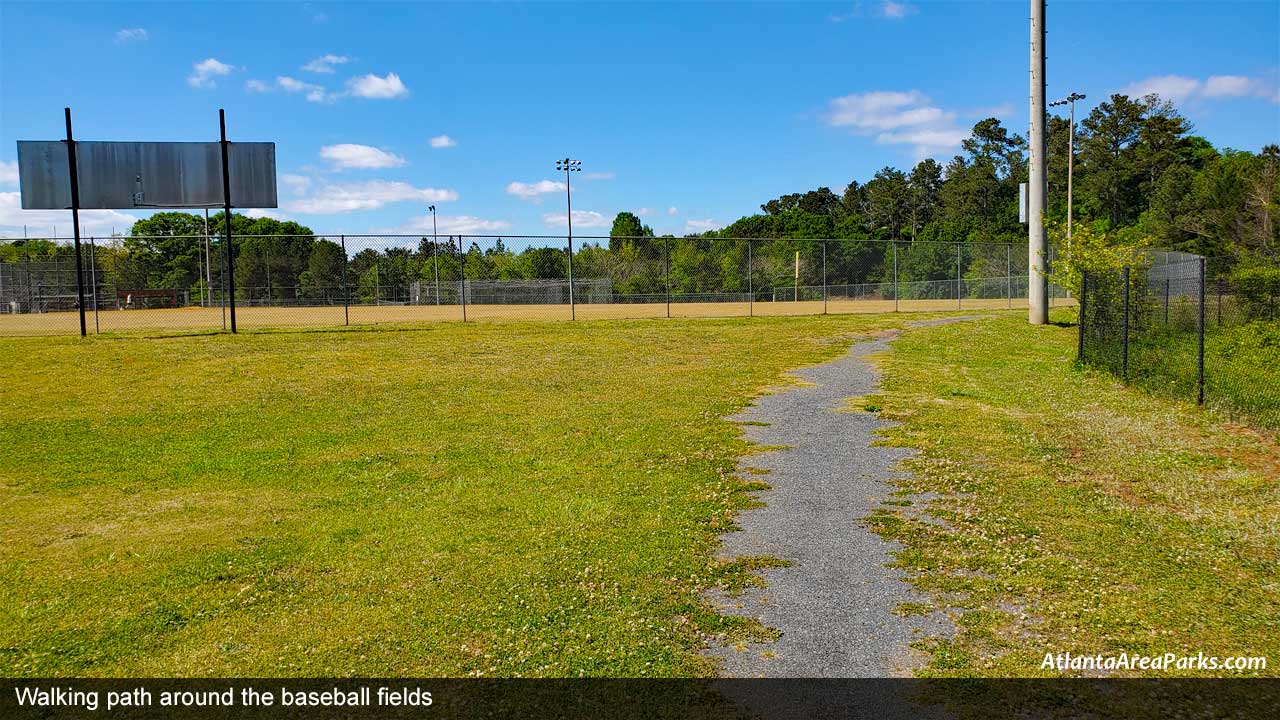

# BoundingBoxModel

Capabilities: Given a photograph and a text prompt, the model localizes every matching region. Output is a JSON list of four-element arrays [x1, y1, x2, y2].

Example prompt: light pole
[[428, 204, 440, 305], [1049, 92, 1086, 249], [556, 158, 581, 319]]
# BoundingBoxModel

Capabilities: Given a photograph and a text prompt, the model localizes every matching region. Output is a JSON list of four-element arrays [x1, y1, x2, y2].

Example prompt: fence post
[[893, 242, 899, 312], [1198, 257, 1206, 405], [1122, 265, 1131, 381], [340, 235, 349, 326], [747, 239, 753, 317], [433, 238, 441, 306], [664, 237, 671, 319], [88, 236, 99, 334], [219, 234, 227, 330], [956, 242, 962, 310], [1164, 277, 1170, 325], [1077, 270, 1087, 363], [459, 236, 467, 322], [566, 235, 575, 321], [1007, 243, 1012, 309], [822, 241, 828, 315]]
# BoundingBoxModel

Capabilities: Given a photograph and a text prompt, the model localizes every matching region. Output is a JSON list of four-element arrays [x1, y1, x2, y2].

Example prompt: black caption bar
[[2, 679, 1278, 719]]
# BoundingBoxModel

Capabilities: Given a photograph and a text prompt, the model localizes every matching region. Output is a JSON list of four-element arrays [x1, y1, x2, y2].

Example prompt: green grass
[[0, 314, 930, 678], [1119, 319, 1280, 431], [1205, 321, 1280, 429], [5, 310, 1275, 684], [866, 311, 1280, 678]]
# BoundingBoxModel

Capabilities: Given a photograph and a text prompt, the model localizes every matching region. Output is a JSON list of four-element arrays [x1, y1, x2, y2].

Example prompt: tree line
[[2, 91, 1273, 304], [692, 93, 1277, 287]]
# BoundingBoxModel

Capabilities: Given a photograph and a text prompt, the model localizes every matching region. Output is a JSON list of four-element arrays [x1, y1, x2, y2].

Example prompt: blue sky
[[1, 0, 1277, 239]]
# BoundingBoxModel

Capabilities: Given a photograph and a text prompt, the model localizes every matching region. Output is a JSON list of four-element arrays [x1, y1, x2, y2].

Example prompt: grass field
[[1, 312, 937, 677], [2, 310, 1272, 680], [865, 311, 1280, 677], [0, 296, 1075, 336], [1121, 321, 1280, 431]]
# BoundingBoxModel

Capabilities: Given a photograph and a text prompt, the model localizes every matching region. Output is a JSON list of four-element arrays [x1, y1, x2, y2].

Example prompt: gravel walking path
[[704, 322, 969, 678]]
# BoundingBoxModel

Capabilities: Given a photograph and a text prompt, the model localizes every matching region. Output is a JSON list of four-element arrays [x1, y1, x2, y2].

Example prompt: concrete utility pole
[[1028, 0, 1048, 324]]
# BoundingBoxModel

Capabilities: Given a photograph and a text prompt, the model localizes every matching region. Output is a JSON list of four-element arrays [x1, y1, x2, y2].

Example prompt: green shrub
[[1047, 222, 1145, 298], [1231, 265, 1280, 317]]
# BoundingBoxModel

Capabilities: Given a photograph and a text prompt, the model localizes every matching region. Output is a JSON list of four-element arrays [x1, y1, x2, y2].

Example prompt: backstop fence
[[1078, 250, 1280, 431], [1, 234, 1072, 336]]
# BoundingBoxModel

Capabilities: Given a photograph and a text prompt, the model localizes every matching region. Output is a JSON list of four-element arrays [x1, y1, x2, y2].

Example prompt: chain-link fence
[[1079, 251, 1280, 431], [1, 234, 1073, 336]]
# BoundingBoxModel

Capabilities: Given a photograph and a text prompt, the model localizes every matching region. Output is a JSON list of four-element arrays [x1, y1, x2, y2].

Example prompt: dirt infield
[[0, 297, 1075, 336]]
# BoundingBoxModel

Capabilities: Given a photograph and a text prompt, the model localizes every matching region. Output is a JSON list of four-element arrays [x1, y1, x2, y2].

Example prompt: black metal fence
[[1, 234, 1073, 336], [1078, 251, 1280, 431]]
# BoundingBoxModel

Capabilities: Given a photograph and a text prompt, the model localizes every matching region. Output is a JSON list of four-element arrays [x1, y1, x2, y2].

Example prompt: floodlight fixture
[[1049, 91, 1087, 247], [1050, 92, 1087, 107]]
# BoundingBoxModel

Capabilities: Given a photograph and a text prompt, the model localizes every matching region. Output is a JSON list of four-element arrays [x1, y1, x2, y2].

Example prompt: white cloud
[[0, 161, 18, 187], [1204, 74, 1278, 102], [828, 90, 950, 130], [115, 28, 148, 43], [542, 210, 611, 229], [831, 1, 918, 22], [302, 3, 327, 23], [583, 172, 615, 181], [506, 179, 567, 200], [187, 58, 233, 88], [281, 174, 312, 195], [1120, 73, 1278, 104], [877, 128, 970, 158], [376, 214, 512, 235], [684, 219, 722, 234], [429, 134, 457, 148], [879, 1, 916, 19], [246, 208, 288, 220], [285, 180, 458, 214], [301, 54, 349, 74], [1202, 75, 1254, 98], [347, 72, 408, 99], [826, 90, 967, 157], [247, 76, 333, 102], [0, 192, 139, 237], [277, 76, 330, 102], [319, 144, 406, 170], [276, 76, 312, 93], [667, 207, 679, 216], [1121, 75, 1202, 104], [635, 208, 654, 216]]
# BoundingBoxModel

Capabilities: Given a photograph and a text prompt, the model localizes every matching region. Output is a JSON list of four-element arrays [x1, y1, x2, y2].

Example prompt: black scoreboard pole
[[64, 108, 87, 337], [219, 109, 237, 333]]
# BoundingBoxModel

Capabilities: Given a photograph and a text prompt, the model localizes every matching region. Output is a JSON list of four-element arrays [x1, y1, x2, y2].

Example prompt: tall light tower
[[1049, 92, 1086, 249], [428, 204, 440, 305], [556, 158, 581, 319], [1028, 0, 1048, 324]]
